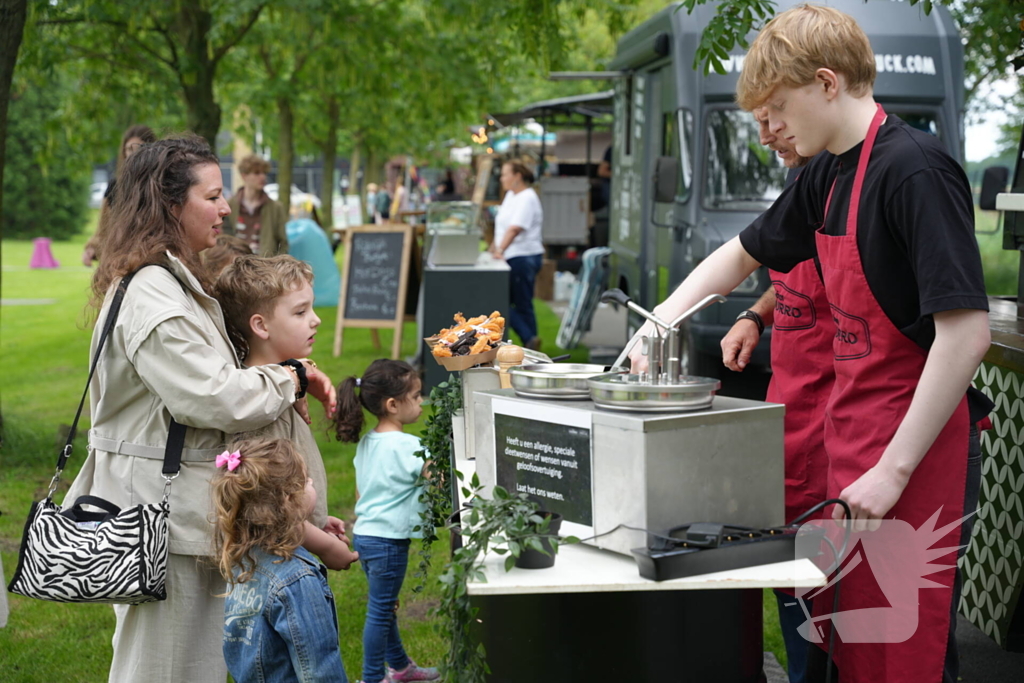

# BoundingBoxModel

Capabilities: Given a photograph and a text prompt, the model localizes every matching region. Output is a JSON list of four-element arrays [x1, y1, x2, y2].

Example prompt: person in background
[[718, 108, 827, 683], [202, 234, 252, 279], [222, 154, 289, 256], [333, 359, 441, 683], [82, 124, 156, 266], [374, 182, 393, 224], [491, 160, 545, 351], [214, 437, 350, 683], [366, 182, 379, 223]]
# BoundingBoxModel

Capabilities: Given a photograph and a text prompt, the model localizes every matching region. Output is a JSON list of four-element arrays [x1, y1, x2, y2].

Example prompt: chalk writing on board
[[345, 232, 405, 321]]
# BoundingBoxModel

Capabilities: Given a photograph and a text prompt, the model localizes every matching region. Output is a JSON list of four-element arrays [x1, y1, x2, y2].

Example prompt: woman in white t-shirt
[[491, 160, 545, 350]]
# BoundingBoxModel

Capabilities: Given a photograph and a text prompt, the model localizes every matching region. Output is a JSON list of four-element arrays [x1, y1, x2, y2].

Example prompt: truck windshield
[[704, 109, 788, 211]]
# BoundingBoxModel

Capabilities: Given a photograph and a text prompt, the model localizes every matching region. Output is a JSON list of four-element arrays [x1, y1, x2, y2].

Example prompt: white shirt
[[494, 187, 544, 259]]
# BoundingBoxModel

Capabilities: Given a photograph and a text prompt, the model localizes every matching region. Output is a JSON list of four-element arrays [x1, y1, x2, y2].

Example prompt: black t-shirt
[[742, 115, 992, 421], [742, 115, 988, 348]]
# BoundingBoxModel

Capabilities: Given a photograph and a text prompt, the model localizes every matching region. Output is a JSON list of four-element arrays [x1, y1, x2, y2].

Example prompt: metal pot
[[509, 363, 629, 399], [587, 373, 721, 412]]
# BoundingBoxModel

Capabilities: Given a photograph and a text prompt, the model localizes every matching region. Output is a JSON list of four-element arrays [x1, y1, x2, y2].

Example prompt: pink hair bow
[[216, 450, 242, 471]]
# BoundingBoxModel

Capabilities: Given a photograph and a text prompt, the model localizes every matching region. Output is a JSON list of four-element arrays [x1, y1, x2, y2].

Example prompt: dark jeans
[[806, 423, 984, 682], [507, 253, 543, 345], [776, 591, 815, 683], [943, 422, 984, 683], [353, 535, 412, 682]]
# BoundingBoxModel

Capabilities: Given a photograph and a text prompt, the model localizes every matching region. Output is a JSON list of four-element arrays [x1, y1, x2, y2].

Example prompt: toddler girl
[[334, 359, 439, 683], [213, 437, 348, 682]]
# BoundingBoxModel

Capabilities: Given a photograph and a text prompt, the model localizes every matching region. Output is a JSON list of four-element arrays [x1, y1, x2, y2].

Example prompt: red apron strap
[[846, 104, 887, 238]]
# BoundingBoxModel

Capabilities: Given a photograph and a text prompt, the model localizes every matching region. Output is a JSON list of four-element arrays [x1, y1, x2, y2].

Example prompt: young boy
[[216, 254, 359, 570], [631, 5, 990, 681]]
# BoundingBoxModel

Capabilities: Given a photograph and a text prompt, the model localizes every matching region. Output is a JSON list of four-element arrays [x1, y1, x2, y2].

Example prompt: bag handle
[[69, 495, 122, 517], [48, 265, 187, 500]]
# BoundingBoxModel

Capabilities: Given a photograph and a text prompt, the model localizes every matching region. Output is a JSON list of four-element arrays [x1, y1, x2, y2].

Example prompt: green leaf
[[504, 555, 516, 572]]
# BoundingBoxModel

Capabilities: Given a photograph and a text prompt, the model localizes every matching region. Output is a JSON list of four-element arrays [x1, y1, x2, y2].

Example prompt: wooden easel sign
[[333, 224, 413, 359]]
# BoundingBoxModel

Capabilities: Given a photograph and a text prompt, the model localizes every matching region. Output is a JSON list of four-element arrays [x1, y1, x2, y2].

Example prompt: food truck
[[607, 0, 966, 375]]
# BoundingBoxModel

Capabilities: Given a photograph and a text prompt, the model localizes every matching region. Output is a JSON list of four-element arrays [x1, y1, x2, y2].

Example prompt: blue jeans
[[353, 535, 411, 682], [776, 591, 814, 683], [507, 254, 543, 345]]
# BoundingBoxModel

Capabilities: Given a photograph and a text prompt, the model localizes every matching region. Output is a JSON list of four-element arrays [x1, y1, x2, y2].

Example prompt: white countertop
[[467, 541, 826, 596]]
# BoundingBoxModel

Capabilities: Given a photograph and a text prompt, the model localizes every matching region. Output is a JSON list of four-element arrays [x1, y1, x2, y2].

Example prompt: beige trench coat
[[65, 252, 297, 556]]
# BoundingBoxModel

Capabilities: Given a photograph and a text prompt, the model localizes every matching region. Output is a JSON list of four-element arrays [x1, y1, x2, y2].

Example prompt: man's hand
[[832, 463, 910, 532], [721, 319, 762, 371]]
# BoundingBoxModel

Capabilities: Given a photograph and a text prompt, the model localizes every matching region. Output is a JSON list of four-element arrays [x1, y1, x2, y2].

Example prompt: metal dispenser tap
[[601, 289, 726, 384]]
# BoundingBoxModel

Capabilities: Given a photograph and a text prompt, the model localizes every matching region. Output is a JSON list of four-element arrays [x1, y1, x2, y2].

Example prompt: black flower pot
[[514, 512, 563, 570]]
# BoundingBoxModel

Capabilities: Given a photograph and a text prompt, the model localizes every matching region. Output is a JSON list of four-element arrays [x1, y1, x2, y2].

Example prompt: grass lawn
[[6, 205, 1012, 679]]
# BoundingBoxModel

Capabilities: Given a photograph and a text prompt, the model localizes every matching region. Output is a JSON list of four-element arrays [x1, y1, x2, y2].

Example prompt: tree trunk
[[319, 96, 339, 229], [0, 0, 28, 236], [276, 97, 294, 215], [364, 146, 381, 222], [172, 3, 222, 149], [347, 144, 361, 227]]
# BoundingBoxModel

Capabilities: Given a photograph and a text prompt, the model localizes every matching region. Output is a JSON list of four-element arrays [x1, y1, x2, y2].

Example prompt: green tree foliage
[[31, 0, 266, 148], [2, 80, 89, 240]]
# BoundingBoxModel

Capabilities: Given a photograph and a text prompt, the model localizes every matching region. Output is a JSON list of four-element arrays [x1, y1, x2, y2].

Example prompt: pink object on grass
[[29, 238, 60, 269]]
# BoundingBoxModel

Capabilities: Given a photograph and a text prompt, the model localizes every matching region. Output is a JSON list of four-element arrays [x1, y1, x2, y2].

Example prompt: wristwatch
[[279, 359, 308, 399], [735, 310, 765, 336]]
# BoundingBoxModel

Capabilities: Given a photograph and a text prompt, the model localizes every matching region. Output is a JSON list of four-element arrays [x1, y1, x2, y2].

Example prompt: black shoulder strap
[[57, 265, 186, 476]]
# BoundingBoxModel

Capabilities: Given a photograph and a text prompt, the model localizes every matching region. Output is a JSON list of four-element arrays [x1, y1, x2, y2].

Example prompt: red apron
[[812, 104, 968, 681], [767, 261, 834, 526]]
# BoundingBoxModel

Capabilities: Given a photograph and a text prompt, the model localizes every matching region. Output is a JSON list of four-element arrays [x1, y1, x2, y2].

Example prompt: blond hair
[[214, 254, 314, 360], [736, 4, 875, 111], [238, 154, 271, 176], [211, 437, 310, 584]]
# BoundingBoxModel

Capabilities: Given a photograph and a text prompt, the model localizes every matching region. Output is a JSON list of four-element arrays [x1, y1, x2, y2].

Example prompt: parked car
[[89, 182, 108, 209], [264, 183, 322, 209]]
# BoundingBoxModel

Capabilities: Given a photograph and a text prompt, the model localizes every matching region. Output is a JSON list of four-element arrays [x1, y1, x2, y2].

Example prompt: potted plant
[[433, 475, 576, 682]]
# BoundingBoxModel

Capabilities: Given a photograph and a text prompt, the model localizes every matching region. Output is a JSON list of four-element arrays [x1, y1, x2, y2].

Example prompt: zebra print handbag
[[7, 269, 184, 604]]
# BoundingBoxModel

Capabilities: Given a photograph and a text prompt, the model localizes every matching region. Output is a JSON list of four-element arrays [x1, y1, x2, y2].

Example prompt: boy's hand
[[832, 463, 909, 532], [293, 397, 311, 424], [303, 361, 337, 418]]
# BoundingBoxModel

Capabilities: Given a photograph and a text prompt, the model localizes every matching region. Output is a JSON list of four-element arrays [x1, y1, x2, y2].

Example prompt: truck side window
[[662, 109, 694, 203], [704, 108, 787, 211]]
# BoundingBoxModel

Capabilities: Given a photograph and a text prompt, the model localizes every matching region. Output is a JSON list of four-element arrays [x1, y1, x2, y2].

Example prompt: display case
[[425, 201, 481, 266]]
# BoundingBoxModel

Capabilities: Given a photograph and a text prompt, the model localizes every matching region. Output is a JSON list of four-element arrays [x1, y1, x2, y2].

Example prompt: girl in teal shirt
[[334, 360, 439, 683]]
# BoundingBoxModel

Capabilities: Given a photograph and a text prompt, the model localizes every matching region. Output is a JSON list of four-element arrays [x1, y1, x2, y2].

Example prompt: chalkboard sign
[[333, 224, 413, 359], [492, 400, 594, 535]]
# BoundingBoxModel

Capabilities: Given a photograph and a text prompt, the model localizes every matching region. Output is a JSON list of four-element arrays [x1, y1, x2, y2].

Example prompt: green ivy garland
[[412, 374, 462, 592]]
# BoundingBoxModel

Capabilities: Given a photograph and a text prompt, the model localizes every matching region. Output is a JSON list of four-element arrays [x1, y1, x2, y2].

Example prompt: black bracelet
[[735, 310, 765, 336], [279, 359, 308, 399]]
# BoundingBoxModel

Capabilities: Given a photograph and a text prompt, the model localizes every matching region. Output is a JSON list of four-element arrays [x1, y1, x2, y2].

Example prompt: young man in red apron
[[720, 111, 832, 683], [631, 6, 991, 681]]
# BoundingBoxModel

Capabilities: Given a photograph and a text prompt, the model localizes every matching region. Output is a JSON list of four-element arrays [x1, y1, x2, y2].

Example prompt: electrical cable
[[790, 498, 852, 683]]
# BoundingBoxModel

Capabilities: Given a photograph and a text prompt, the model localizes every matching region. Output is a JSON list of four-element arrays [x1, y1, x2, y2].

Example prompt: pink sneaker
[[389, 661, 440, 682]]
